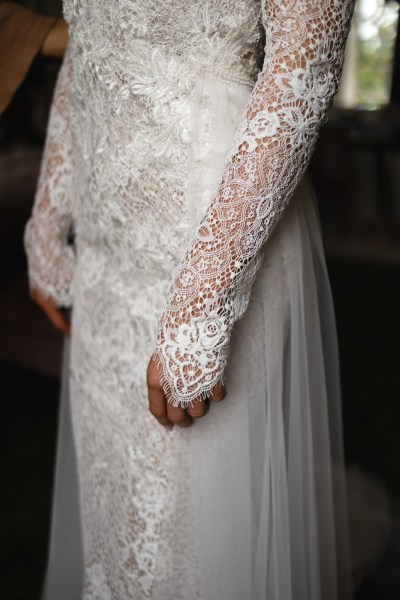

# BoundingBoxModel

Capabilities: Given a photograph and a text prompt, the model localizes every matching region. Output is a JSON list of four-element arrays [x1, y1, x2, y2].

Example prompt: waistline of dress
[[72, 37, 259, 94], [74, 235, 179, 281]]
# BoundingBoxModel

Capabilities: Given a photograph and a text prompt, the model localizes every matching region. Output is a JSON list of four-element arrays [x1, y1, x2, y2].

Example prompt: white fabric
[[25, 2, 354, 598], [24, 42, 75, 306], [41, 338, 83, 600], [153, 0, 355, 406]]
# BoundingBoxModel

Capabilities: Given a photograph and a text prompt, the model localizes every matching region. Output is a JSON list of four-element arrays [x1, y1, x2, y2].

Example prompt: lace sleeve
[[153, 0, 355, 406], [24, 43, 75, 307]]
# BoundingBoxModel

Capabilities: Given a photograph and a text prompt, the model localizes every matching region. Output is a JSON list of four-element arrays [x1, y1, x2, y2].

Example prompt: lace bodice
[[64, 0, 265, 86], [25, 0, 355, 407]]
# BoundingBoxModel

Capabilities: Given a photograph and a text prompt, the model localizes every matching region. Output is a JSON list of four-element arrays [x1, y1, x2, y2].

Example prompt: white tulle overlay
[[153, 0, 355, 406], [26, 2, 354, 598], [41, 339, 83, 600]]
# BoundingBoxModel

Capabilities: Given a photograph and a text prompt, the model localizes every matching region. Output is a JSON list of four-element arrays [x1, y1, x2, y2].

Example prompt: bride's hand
[[146, 357, 226, 429], [31, 287, 71, 336]]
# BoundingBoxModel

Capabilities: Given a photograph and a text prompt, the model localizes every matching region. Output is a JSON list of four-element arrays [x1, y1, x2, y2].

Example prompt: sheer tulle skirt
[[41, 76, 352, 599], [181, 174, 353, 600], [180, 75, 352, 599], [41, 338, 83, 600]]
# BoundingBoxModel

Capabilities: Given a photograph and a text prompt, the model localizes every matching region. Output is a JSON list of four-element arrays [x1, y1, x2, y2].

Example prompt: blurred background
[[1, 0, 400, 598]]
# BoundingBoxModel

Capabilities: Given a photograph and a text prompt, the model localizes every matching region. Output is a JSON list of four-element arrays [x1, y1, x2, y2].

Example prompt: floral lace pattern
[[24, 1, 355, 595], [153, 0, 355, 406], [24, 43, 75, 306]]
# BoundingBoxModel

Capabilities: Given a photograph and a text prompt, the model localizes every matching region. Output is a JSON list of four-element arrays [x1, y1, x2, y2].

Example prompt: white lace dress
[[25, 1, 355, 598]]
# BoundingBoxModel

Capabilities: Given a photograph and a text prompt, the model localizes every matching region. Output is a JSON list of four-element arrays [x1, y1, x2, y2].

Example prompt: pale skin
[[32, 288, 226, 428]]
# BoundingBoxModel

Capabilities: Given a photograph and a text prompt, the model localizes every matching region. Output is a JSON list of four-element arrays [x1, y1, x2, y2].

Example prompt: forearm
[[154, 0, 356, 406], [24, 43, 75, 307]]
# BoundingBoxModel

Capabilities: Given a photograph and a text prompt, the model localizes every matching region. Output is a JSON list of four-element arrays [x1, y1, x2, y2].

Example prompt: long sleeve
[[153, 0, 355, 407], [24, 43, 75, 307]]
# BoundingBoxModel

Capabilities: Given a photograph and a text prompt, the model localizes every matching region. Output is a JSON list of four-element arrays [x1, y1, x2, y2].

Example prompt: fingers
[[32, 288, 71, 336], [147, 382, 192, 429], [210, 381, 227, 403], [147, 357, 226, 429], [147, 381, 173, 430], [186, 398, 210, 419], [147, 360, 172, 429], [184, 381, 226, 419], [167, 403, 192, 428], [44, 303, 71, 336]]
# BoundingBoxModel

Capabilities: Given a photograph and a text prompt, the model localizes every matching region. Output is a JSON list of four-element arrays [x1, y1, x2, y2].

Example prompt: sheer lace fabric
[[25, 1, 354, 598], [24, 43, 75, 306], [153, 0, 355, 406], [24, 1, 355, 406]]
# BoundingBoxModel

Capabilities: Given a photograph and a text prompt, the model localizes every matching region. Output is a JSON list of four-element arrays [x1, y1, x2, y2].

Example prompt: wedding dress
[[25, 1, 356, 598]]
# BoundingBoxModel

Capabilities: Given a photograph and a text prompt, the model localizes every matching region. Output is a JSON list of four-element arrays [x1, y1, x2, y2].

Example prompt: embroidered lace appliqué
[[153, 0, 355, 406]]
